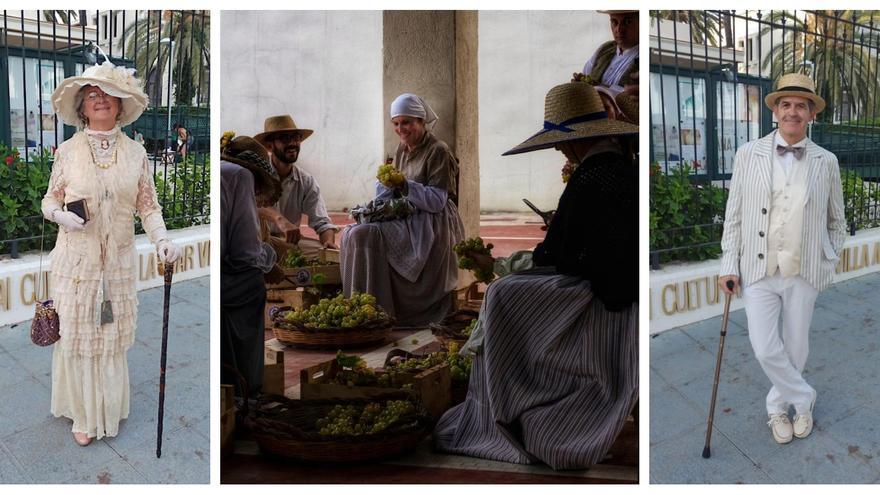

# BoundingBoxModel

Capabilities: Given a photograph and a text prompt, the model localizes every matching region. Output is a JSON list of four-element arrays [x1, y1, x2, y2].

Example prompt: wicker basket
[[429, 309, 479, 348], [246, 395, 430, 462], [272, 309, 393, 349]]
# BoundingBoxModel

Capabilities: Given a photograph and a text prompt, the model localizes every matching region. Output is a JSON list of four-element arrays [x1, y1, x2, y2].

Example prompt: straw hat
[[764, 73, 825, 113], [51, 61, 148, 127], [222, 136, 282, 207], [254, 115, 314, 146], [502, 82, 639, 156]]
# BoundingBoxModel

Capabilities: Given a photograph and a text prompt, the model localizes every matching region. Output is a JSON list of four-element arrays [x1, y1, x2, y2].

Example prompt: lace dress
[[41, 127, 168, 439]]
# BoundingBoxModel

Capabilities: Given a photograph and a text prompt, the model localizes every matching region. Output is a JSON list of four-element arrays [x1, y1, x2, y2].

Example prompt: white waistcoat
[[766, 152, 808, 277]]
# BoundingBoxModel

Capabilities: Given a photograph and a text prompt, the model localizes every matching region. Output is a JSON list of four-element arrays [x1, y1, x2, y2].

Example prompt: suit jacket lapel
[[753, 132, 774, 194], [803, 140, 824, 204]]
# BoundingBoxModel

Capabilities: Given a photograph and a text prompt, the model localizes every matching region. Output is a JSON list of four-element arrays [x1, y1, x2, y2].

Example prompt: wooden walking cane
[[157, 261, 174, 458], [702, 279, 736, 459]]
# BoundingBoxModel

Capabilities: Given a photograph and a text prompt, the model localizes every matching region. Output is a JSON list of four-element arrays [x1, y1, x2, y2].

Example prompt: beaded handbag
[[30, 216, 60, 346]]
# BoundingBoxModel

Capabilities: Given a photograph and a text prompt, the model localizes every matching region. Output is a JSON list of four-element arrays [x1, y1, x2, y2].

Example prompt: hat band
[[775, 86, 817, 96], [542, 111, 608, 134]]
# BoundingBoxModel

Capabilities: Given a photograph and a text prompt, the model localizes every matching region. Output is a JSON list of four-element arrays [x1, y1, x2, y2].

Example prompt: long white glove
[[53, 210, 85, 232], [156, 239, 182, 263]]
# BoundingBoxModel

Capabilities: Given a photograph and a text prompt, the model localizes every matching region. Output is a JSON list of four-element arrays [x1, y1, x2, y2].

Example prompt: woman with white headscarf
[[340, 93, 464, 325]]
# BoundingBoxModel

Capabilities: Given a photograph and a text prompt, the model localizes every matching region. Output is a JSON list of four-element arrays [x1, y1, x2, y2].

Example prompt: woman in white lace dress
[[41, 62, 181, 446]]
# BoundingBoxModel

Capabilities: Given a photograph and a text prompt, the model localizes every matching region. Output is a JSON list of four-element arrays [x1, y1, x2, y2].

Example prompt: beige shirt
[[766, 133, 809, 278]]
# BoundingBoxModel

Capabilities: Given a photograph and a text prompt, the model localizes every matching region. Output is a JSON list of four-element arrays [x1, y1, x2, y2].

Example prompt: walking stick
[[157, 261, 174, 458], [702, 279, 735, 459]]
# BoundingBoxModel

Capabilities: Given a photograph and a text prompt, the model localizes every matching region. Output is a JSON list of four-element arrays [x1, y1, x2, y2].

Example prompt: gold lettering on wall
[[658, 275, 738, 317], [198, 240, 210, 268], [0, 277, 10, 311], [18, 272, 47, 305]]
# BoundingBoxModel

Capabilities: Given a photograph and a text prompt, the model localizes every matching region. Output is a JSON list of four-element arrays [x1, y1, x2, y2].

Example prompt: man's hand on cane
[[719, 275, 739, 295]]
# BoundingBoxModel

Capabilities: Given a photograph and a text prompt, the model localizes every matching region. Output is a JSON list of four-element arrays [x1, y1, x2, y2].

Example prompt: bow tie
[[776, 144, 805, 160]]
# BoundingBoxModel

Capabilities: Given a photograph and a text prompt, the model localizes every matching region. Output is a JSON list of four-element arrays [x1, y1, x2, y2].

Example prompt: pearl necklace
[[87, 131, 118, 169]]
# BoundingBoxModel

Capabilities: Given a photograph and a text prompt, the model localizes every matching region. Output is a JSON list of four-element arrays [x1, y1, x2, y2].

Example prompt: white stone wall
[[221, 10, 615, 212], [477, 11, 610, 211], [220, 10, 385, 211]]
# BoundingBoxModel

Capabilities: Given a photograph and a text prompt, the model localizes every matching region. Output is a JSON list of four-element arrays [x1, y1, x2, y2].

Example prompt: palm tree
[[651, 10, 724, 46], [121, 10, 210, 107], [759, 10, 880, 122], [41, 10, 79, 24]]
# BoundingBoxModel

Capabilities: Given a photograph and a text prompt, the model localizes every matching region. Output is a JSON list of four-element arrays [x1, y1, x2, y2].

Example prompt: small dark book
[[65, 199, 90, 224]]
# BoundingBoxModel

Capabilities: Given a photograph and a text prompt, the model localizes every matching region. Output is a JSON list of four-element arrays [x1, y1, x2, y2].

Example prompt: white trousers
[[743, 271, 819, 415]]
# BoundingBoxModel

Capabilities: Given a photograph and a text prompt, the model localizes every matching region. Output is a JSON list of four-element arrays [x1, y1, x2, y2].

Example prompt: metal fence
[[650, 10, 880, 267], [0, 9, 210, 258]]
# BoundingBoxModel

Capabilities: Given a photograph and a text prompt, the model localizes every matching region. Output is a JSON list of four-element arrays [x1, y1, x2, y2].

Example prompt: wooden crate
[[319, 248, 341, 263], [220, 384, 235, 457], [268, 264, 342, 289], [263, 347, 285, 396], [300, 358, 451, 419], [454, 282, 485, 311]]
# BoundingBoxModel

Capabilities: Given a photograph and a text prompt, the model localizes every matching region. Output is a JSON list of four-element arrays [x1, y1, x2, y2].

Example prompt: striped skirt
[[433, 269, 638, 470]]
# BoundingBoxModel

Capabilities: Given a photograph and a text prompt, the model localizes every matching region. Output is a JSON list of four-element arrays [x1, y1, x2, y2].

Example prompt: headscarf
[[390, 93, 439, 130]]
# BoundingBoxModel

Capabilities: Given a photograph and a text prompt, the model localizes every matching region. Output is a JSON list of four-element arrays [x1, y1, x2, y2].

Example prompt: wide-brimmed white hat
[[51, 61, 149, 127], [502, 81, 638, 156], [764, 72, 826, 113]]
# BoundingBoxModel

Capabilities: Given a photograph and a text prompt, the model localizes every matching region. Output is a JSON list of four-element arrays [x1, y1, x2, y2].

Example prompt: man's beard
[[273, 144, 300, 165]]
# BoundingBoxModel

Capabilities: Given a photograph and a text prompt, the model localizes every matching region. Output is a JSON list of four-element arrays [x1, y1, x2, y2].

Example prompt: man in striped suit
[[719, 73, 847, 445]]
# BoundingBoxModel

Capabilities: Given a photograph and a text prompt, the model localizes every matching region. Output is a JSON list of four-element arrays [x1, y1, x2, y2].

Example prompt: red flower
[[5, 155, 13, 167]]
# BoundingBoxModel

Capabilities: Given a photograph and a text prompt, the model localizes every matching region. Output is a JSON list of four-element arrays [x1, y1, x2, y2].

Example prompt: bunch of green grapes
[[377, 157, 406, 188], [385, 353, 445, 374], [283, 292, 385, 329], [315, 400, 416, 436], [334, 351, 378, 386], [462, 319, 477, 337], [281, 249, 308, 268], [453, 237, 495, 283], [443, 341, 473, 383]]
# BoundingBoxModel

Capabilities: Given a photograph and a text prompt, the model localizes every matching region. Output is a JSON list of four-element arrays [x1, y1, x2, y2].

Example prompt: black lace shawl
[[532, 150, 637, 312]]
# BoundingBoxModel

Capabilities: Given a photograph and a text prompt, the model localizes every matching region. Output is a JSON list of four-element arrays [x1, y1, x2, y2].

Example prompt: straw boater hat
[[502, 81, 639, 156], [51, 61, 148, 127], [254, 115, 314, 146], [764, 73, 826, 113], [222, 136, 282, 207]]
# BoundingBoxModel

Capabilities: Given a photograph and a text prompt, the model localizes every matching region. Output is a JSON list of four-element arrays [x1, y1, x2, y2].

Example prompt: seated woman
[[340, 94, 464, 326], [434, 81, 638, 470], [220, 136, 283, 396]]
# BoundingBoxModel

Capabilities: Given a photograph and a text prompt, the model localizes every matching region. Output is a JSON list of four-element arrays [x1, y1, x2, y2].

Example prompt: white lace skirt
[[50, 345, 130, 439]]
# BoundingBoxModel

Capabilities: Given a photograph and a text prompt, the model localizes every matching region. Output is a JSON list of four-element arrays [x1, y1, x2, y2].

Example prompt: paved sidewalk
[[650, 272, 880, 483], [0, 276, 209, 484]]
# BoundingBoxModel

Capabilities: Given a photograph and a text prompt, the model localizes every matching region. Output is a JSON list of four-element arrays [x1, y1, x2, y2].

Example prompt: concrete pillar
[[382, 10, 480, 240]]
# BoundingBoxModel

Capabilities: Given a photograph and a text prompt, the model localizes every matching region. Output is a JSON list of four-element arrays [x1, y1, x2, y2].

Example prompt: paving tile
[[120, 424, 209, 484], [0, 441, 30, 483], [103, 390, 160, 455], [60, 455, 148, 484], [756, 430, 880, 483], [650, 424, 760, 483], [0, 377, 52, 438], [4, 418, 120, 483]]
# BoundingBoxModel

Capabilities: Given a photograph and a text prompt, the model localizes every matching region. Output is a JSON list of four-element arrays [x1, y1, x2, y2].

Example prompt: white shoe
[[793, 395, 816, 439], [767, 412, 793, 444]]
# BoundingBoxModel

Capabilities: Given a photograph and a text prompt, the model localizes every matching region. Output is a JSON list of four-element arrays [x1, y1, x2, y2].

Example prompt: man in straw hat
[[255, 115, 338, 256], [435, 80, 637, 470], [719, 72, 846, 444], [584, 11, 639, 97], [221, 135, 284, 395]]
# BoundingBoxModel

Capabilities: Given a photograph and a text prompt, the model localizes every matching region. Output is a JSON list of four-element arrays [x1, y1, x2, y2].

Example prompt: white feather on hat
[[51, 61, 149, 127]]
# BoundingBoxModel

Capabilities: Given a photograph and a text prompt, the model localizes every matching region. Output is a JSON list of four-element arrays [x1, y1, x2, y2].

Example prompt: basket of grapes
[[246, 394, 431, 462], [428, 309, 480, 348], [272, 292, 393, 349]]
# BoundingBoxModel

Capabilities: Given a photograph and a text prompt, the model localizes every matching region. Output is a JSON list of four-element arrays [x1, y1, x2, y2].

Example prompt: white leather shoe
[[793, 395, 816, 439], [768, 412, 793, 444]]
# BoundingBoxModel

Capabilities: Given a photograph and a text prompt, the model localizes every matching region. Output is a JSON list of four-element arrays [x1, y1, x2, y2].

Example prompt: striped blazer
[[719, 131, 847, 291]]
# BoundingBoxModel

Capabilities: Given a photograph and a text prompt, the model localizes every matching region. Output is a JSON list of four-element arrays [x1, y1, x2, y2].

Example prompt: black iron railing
[[0, 9, 210, 258]]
